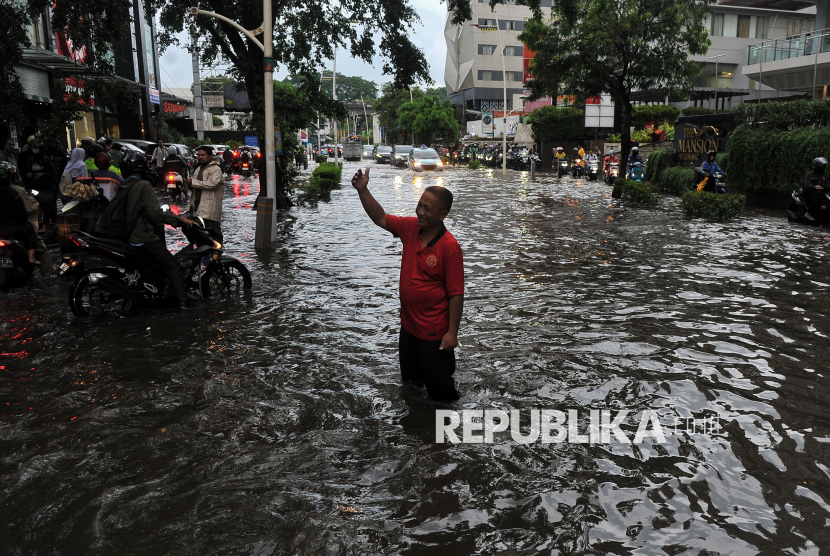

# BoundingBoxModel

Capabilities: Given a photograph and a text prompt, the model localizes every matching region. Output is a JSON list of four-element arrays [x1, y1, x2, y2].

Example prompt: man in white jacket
[[187, 146, 225, 241]]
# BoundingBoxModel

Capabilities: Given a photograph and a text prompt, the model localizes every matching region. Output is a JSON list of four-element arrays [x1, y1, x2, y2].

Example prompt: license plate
[[0, 258, 12, 268], [168, 184, 177, 189], [59, 262, 70, 273]]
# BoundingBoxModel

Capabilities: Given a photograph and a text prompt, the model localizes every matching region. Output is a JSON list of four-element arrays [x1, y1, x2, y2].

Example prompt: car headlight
[[413, 161, 421, 166], [436, 160, 443, 167]]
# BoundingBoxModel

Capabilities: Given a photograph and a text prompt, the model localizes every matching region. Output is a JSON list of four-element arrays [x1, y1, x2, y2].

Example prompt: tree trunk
[[619, 98, 633, 179]]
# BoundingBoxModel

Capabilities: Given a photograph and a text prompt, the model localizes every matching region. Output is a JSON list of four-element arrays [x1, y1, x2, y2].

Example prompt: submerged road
[[2, 162, 830, 554]]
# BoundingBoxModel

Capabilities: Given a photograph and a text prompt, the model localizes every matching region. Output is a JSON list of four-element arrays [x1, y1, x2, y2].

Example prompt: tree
[[517, 0, 712, 173], [425, 85, 447, 99], [285, 73, 378, 102], [398, 96, 460, 145], [0, 2, 30, 129], [374, 83, 424, 143], [150, 0, 429, 146], [525, 106, 585, 142]]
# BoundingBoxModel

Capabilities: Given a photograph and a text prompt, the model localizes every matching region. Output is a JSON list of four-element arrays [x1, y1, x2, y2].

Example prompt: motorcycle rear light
[[0, 240, 5, 247], [167, 173, 176, 180], [69, 236, 88, 248]]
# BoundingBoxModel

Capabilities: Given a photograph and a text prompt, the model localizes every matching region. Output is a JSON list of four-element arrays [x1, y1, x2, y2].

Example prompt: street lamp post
[[471, 22, 508, 174], [709, 53, 726, 112], [189, 6, 277, 247]]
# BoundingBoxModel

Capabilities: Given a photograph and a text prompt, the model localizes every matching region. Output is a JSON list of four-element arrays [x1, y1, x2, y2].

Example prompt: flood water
[[2, 162, 830, 554]]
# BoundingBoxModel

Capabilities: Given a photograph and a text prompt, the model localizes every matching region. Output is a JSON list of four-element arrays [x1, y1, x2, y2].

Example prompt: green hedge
[[612, 179, 659, 206], [726, 124, 830, 193], [525, 106, 586, 142], [658, 166, 695, 195], [298, 162, 343, 206], [314, 155, 328, 163], [645, 150, 672, 185], [681, 191, 745, 220], [681, 106, 716, 116], [733, 98, 830, 130], [632, 105, 680, 128]]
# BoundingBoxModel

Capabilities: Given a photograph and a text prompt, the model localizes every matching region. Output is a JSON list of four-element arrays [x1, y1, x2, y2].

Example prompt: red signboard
[[163, 102, 186, 114]]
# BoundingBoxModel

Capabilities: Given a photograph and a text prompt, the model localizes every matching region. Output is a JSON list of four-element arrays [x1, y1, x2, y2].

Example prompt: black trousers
[[399, 327, 460, 401], [140, 240, 187, 302]]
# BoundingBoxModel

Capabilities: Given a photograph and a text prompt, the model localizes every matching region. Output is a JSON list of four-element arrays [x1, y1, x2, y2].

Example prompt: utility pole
[[333, 49, 339, 166], [191, 32, 204, 140]]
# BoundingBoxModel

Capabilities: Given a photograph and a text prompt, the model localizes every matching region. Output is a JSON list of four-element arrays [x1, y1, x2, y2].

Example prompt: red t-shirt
[[386, 215, 465, 341]]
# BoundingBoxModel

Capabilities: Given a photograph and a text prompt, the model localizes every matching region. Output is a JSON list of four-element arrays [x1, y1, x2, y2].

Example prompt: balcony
[[743, 28, 830, 92]]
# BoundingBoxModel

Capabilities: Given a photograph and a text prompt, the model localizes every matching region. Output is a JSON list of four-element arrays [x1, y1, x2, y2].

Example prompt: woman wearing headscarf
[[62, 147, 89, 182]]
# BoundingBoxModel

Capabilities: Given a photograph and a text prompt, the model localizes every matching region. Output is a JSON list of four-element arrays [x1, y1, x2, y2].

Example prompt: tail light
[[257, 153, 261, 158], [0, 240, 6, 247], [69, 236, 88, 248], [166, 173, 176, 181]]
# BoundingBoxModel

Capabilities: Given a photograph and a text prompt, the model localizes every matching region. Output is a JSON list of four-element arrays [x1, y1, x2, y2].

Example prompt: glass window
[[506, 71, 523, 82], [711, 14, 724, 37], [498, 20, 525, 31], [478, 44, 497, 55], [504, 46, 523, 56], [478, 18, 496, 26], [786, 18, 812, 36], [737, 15, 750, 38], [723, 14, 738, 37], [755, 16, 769, 39], [478, 70, 492, 81]]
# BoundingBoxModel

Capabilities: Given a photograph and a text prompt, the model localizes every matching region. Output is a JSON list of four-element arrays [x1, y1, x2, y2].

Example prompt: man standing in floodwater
[[352, 168, 465, 401]]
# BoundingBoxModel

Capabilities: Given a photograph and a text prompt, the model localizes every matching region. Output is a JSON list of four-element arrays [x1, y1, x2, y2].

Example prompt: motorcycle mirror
[[160, 204, 170, 212]]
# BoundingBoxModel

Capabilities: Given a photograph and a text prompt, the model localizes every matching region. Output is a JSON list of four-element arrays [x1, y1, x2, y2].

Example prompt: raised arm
[[351, 168, 387, 230]]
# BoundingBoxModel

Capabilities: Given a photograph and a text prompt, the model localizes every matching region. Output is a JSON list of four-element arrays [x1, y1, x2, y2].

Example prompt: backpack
[[94, 177, 138, 240]]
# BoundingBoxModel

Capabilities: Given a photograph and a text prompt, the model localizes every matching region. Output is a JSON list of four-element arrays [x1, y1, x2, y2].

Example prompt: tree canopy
[[397, 96, 459, 145], [525, 106, 585, 142], [518, 0, 712, 170], [284, 73, 378, 102], [374, 83, 425, 144]]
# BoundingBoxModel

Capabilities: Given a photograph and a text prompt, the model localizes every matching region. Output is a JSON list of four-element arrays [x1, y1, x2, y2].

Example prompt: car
[[114, 138, 157, 155], [407, 148, 444, 172], [111, 141, 144, 154], [391, 145, 413, 167], [362, 145, 374, 159], [373, 145, 392, 164]]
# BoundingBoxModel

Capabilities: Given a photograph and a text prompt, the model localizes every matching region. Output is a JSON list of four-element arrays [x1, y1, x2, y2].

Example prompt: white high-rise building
[[444, 1, 554, 115]]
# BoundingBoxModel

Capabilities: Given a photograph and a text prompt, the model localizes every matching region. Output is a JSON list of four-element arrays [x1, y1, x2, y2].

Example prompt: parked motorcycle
[[586, 160, 599, 181], [0, 238, 34, 289], [627, 161, 646, 182], [61, 212, 252, 316]]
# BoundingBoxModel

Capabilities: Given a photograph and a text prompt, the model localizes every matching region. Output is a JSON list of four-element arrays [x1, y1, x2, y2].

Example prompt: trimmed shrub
[[525, 106, 586, 142], [632, 105, 680, 128], [681, 106, 715, 116], [468, 160, 482, 170], [297, 162, 343, 206], [659, 166, 695, 195], [733, 98, 830, 129], [314, 155, 328, 163], [645, 149, 671, 185], [726, 124, 830, 193], [681, 191, 745, 220], [612, 178, 659, 206], [715, 152, 728, 173]]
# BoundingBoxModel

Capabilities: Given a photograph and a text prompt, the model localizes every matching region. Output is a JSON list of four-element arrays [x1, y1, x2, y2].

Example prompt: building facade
[[444, 0, 554, 116], [7, 0, 162, 148]]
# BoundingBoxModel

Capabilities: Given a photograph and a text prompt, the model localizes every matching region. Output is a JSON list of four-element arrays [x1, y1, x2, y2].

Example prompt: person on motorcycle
[[584, 149, 598, 163], [118, 151, 198, 307], [603, 150, 620, 177], [800, 157, 829, 221], [698, 150, 726, 193], [187, 147, 225, 242], [0, 162, 39, 265], [160, 145, 190, 180], [554, 147, 566, 161], [90, 152, 123, 183], [628, 146, 644, 165], [239, 148, 253, 173], [570, 147, 584, 176]]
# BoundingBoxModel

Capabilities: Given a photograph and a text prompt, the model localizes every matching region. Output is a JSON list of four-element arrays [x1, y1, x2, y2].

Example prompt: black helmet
[[573, 147, 578, 153], [119, 151, 149, 178], [87, 143, 104, 156], [631, 147, 639, 155], [707, 150, 716, 160], [813, 157, 827, 173]]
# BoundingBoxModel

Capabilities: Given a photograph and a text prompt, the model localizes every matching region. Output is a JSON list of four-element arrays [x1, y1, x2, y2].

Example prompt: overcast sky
[[158, 0, 449, 94]]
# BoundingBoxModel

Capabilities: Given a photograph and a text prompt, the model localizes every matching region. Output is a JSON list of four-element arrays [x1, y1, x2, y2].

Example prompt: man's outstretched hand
[[352, 168, 370, 191], [439, 331, 458, 351]]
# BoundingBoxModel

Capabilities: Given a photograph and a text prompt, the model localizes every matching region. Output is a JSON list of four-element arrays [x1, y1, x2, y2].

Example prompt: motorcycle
[[697, 171, 727, 194], [557, 158, 570, 179], [240, 160, 253, 179], [61, 212, 252, 317], [0, 238, 34, 289], [627, 161, 646, 182], [586, 160, 599, 181], [164, 171, 187, 200], [787, 184, 830, 226], [605, 162, 619, 185], [571, 158, 584, 178]]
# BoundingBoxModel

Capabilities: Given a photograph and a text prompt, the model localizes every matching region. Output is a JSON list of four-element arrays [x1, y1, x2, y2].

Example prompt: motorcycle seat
[[79, 232, 162, 269]]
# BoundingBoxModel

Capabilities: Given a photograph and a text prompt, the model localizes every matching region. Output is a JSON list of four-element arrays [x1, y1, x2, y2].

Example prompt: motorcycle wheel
[[70, 273, 133, 317], [200, 260, 252, 297]]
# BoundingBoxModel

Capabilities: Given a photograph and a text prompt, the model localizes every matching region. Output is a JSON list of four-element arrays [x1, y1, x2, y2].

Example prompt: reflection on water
[[2, 163, 830, 553]]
